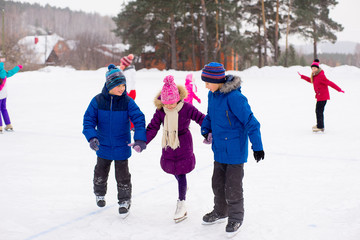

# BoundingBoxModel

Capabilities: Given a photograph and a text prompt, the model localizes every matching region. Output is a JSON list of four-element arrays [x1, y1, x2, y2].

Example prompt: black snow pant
[[316, 100, 327, 129], [212, 161, 244, 223], [93, 157, 132, 204]]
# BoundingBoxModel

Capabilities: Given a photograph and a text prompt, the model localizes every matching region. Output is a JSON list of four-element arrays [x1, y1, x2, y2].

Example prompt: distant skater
[[298, 59, 344, 132], [184, 73, 201, 105], [120, 54, 137, 131], [0, 62, 22, 133]]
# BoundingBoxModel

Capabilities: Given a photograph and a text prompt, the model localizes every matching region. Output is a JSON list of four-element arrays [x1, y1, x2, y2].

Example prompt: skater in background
[[145, 75, 205, 223], [298, 59, 344, 132], [0, 62, 22, 133], [82, 64, 147, 218], [184, 73, 201, 105], [120, 54, 137, 130], [200, 62, 264, 237]]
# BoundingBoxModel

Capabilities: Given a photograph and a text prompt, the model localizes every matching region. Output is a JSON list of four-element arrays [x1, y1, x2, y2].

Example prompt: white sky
[[10, 0, 360, 43]]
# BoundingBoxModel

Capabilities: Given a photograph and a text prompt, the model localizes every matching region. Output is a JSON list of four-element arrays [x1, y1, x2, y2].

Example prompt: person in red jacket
[[298, 59, 344, 132]]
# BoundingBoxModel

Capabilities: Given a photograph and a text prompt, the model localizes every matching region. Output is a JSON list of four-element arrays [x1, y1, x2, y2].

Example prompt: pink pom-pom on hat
[[161, 75, 180, 105]]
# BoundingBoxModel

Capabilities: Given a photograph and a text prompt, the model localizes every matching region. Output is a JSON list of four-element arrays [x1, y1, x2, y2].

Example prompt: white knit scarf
[[162, 101, 184, 150]]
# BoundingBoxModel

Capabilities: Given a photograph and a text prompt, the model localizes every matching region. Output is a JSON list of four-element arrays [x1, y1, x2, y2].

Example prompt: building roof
[[17, 34, 64, 64]]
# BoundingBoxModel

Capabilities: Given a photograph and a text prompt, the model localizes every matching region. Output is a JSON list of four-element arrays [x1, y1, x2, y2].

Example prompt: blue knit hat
[[105, 64, 126, 91], [201, 62, 226, 83]]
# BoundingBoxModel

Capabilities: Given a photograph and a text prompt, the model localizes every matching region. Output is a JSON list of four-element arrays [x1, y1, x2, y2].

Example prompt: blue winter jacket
[[201, 76, 263, 164], [83, 84, 147, 160]]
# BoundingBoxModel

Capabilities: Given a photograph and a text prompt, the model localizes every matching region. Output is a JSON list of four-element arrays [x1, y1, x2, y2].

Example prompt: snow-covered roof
[[17, 34, 64, 64]]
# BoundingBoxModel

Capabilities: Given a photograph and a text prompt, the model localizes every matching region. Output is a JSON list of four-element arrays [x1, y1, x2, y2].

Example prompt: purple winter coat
[[146, 85, 205, 175]]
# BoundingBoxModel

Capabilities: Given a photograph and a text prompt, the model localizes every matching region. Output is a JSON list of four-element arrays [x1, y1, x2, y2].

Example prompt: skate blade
[[312, 130, 325, 133], [174, 212, 187, 223], [174, 216, 187, 223], [119, 212, 130, 219], [4, 129, 14, 132], [202, 217, 227, 225], [226, 228, 240, 238]]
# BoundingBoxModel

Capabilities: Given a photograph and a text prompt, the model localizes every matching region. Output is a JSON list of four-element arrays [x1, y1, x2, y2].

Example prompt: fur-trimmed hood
[[154, 85, 188, 109], [219, 75, 242, 94]]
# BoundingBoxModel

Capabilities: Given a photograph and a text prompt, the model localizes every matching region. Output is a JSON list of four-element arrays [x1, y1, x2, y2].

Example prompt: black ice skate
[[202, 210, 227, 225], [96, 195, 106, 207], [226, 221, 242, 238], [118, 200, 131, 218]]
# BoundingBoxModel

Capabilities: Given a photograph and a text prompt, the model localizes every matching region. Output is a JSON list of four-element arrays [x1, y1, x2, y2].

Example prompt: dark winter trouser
[[212, 161, 244, 223], [175, 174, 187, 201], [93, 157, 132, 204], [316, 100, 327, 129]]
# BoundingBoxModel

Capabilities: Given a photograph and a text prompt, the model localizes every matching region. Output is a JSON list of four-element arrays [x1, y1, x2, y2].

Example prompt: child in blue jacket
[[82, 64, 147, 218], [200, 62, 265, 237]]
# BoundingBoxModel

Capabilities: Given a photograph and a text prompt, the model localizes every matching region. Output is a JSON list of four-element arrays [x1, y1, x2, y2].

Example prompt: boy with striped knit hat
[[200, 62, 264, 237], [82, 64, 147, 218]]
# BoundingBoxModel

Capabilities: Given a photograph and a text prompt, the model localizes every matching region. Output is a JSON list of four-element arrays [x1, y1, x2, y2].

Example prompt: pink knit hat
[[121, 54, 134, 67], [185, 73, 193, 84], [161, 75, 180, 104], [311, 59, 320, 68]]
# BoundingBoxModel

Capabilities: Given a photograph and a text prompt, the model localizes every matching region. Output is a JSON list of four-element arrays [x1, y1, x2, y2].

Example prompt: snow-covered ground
[[1, 65, 359, 240]]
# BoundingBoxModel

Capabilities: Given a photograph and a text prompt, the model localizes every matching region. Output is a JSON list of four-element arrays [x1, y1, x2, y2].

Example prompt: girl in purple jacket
[[146, 75, 205, 223]]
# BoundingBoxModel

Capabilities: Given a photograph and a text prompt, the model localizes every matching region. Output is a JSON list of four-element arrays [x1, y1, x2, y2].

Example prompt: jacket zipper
[[226, 110, 232, 126]]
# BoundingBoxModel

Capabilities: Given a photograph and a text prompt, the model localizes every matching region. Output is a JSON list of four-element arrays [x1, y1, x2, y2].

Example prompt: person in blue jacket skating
[[82, 64, 147, 218], [200, 62, 265, 237]]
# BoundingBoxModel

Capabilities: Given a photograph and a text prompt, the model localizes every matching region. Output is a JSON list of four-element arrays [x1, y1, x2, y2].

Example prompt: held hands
[[89, 138, 99, 151], [128, 140, 147, 153], [253, 150, 265, 162], [203, 132, 213, 144]]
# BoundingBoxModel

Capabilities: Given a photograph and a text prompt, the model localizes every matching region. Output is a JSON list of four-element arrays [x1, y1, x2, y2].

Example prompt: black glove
[[253, 150, 265, 162]]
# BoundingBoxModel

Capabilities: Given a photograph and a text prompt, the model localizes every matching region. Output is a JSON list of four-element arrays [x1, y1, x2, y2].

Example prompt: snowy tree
[[291, 0, 343, 59]]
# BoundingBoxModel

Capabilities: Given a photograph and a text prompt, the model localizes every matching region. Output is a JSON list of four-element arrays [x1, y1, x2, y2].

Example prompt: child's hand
[[18, 65, 23, 69], [203, 132, 212, 144], [89, 138, 99, 151], [253, 150, 265, 162], [297, 72, 302, 77], [340, 90, 345, 93], [128, 140, 147, 153]]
